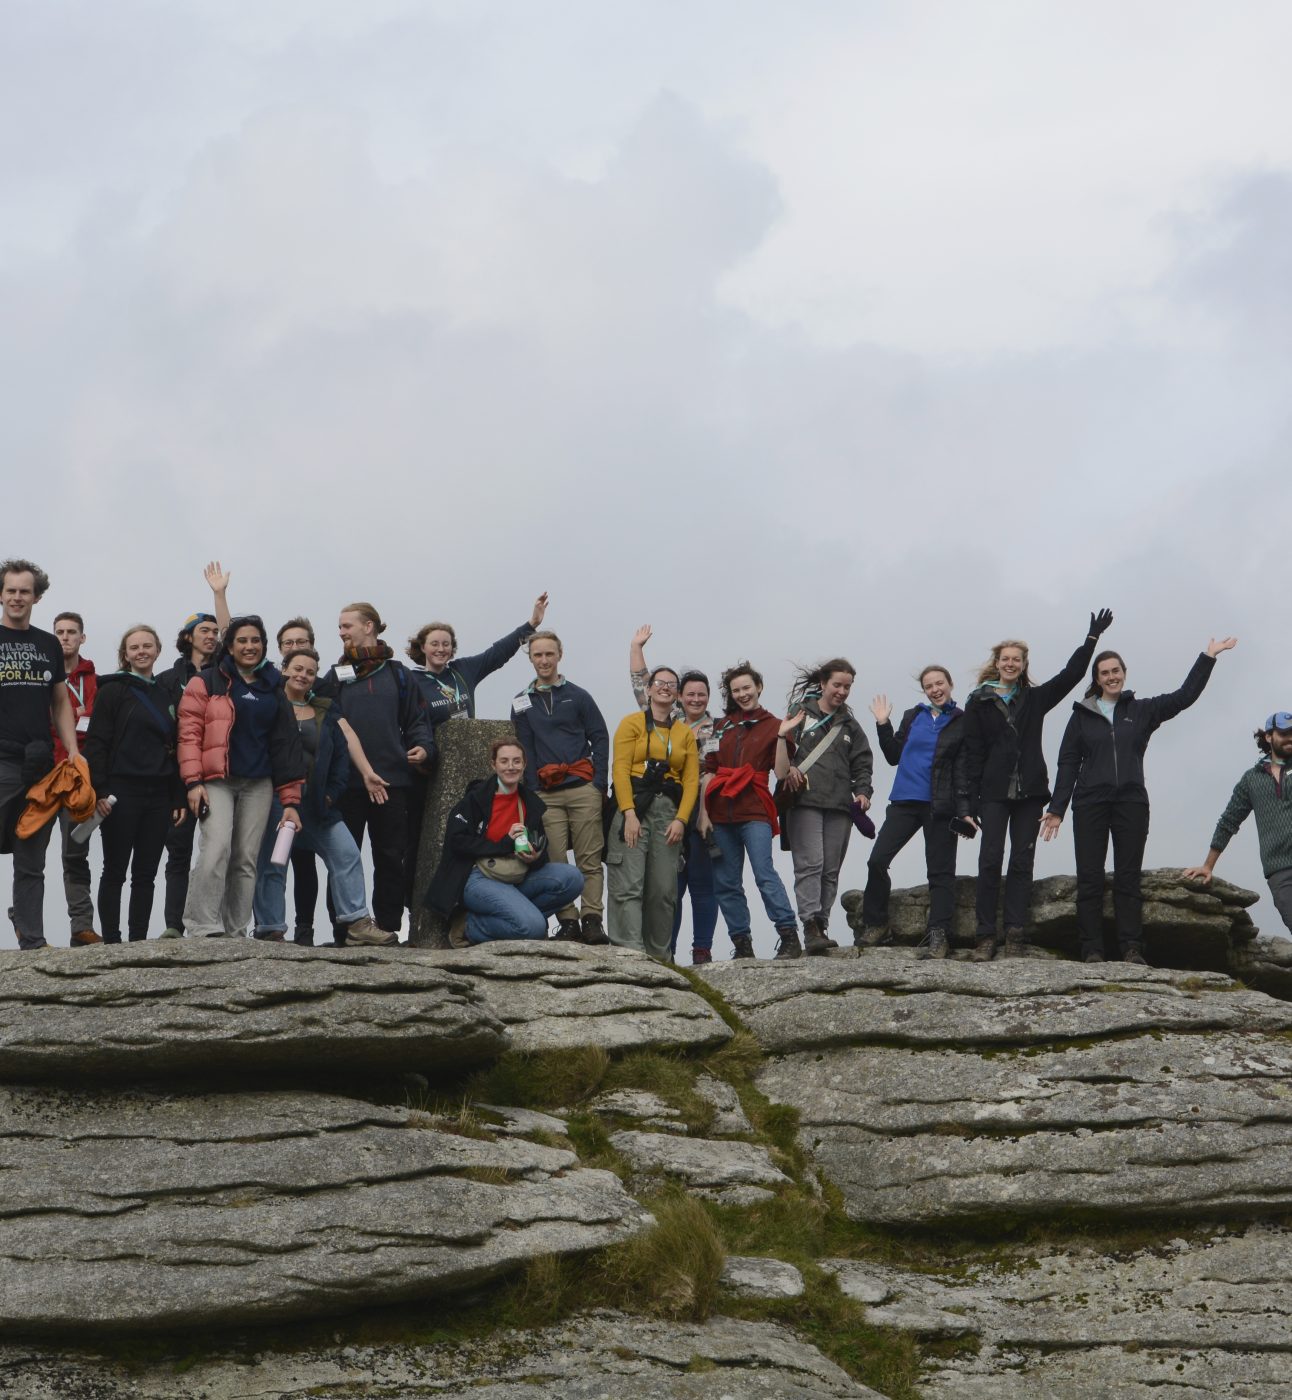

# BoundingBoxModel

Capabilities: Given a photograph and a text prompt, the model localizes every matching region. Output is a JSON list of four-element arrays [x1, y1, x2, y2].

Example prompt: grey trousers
[[0, 757, 55, 948], [183, 777, 273, 937], [788, 806, 854, 926], [58, 808, 96, 933], [1267, 867, 1292, 935], [606, 801, 683, 960]]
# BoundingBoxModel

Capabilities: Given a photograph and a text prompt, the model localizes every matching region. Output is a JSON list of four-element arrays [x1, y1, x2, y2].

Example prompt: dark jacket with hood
[[1049, 653, 1216, 815], [960, 631, 1099, 812], [82, 672, 184, 807], [424, 777, 550, 917], [783, 695, 873, 811], [877, 704, 966, 818]]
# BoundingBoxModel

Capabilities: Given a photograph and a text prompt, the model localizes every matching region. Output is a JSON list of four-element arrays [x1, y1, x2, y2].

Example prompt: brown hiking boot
[[969, 936, 996, 962], [730, 934, 755, 959], [923, 928, 950, 960], [1000, 926, 1029, 959], [774, 928, 803, 960], [802, 918, 835, 956], [71, 930, 102, 947], [554, 918, 582, 941], [343, 916, 400, 947], [855, 925, 891, 949]]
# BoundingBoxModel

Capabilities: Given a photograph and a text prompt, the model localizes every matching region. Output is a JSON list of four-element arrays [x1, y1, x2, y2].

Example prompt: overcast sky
[[4, 1, 1291, 952]]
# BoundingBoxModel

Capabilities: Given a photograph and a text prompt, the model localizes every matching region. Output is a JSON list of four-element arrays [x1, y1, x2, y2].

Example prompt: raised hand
[[632, 624, 653, 647], [1088, 608, 1113, 638], [778, 711, 807, 738], [1206, 637, 1238, 658], [530, 592, 549, 628], [870, 694, 893, 726], [204, 560, 230, 595]]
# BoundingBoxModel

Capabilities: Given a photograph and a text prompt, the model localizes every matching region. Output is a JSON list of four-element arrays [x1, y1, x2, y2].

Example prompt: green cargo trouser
[[605, 799, 682, 960]]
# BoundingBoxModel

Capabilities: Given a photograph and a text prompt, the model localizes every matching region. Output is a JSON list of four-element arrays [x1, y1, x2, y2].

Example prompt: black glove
[[1089, 608, 1113, 639]]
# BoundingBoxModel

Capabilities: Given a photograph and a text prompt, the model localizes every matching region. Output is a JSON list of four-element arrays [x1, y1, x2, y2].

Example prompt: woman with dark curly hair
[[704, 661, 800, 960]]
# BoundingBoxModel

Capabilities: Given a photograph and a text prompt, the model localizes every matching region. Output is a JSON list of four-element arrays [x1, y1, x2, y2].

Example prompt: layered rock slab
[[0, 1313, 884, 1398], [0, 1087, 649, 1333], [826, 1223, 1292, 1397], [0, 941, 729, 1083], [0, 940, 505, 1081], [700, 954, 1292, 1227], [450, 942, 733, 1054], [697, 951, 1292, 1053]]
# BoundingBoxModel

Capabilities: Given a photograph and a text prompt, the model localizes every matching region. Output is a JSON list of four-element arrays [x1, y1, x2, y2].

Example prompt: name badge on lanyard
[[336, 665, 357, 683], [512, 693, 532, 714]]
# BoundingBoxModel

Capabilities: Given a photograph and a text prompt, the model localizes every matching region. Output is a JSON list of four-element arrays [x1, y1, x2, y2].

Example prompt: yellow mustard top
[[612, 711, 699, 823]]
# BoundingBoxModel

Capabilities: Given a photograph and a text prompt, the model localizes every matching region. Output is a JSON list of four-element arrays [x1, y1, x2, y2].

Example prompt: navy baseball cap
[[1264, 712, 1292, 732]]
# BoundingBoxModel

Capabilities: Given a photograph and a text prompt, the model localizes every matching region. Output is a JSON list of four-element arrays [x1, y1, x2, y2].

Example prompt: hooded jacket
[[704, 706, 784, 826], [82, 672, 184, 806], [783, 696, 873, 812], [178, 657, 304, 806], [960, 630, 1099, 811], [423, 777, 551, 917], [1048, 652, 1216, 815]]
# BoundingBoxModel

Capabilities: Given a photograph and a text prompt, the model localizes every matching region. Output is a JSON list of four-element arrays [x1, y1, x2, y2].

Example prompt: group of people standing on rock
[[2, 553, 1265, 967]]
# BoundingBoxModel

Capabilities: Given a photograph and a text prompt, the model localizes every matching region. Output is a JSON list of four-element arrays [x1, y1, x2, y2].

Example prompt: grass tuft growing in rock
[[464, 1046, 610, 1108]]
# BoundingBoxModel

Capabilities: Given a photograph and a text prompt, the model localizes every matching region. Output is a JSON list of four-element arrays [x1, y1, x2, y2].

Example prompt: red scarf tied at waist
[[537, 757, 594, 790], [705, 764, 779, 834]]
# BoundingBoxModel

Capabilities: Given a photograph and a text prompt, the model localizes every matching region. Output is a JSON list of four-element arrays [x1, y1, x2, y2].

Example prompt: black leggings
[[975, 798, 1045, 936], [1073, 799, 1150, 955], [862, 801, 958, 932], [98, 778, 172, 941]]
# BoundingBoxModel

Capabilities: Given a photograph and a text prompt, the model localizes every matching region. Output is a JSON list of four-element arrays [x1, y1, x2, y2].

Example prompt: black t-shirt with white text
[[0, 624, 65, 753]]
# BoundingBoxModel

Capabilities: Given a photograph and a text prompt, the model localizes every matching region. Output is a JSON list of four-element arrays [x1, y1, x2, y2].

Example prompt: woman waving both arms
[[959, 609, 1112, 961], [1042, 636, 1237, 964]]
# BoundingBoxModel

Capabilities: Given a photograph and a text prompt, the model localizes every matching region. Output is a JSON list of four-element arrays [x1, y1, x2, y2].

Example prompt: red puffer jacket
[[178, 664, 303, 807]]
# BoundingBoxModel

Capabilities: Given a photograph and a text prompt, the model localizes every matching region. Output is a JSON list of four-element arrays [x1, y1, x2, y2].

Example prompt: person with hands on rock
[[1183, 713, 1292, 934], [606, 666, 700, 960], [423, 738, 582, 944], [959, 609, 1113, 962], [774, 659, 873, 956], [704, 661, 801, 960], [856, 665, 968, 959], [178, 615, 305, 939], [1042, 636, 1238, 965], [82, 625, 186, 942], [404, 592, 550, 910]]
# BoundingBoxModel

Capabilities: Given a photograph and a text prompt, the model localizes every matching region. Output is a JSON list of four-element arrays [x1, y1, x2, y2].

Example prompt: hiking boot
[[159, 927, 184, 940], [692, 947, 713, 966], [1083, 951, 1105, 964], [343, 916, 400, 947], [855, 925, 891, 948], [802, 919, 836, 956], [253, 928, 286, 942], [554, 918, 583, 942], [1123, 946, 1148, 966], [101, 933, 123, 945], [924, 928, 950, 960], [773, 928, 803, 960], [292, 930, 315, 946], [71, 929, 102, 947], [580, 914, 610, 946], [969, 936, 996, 962], [730, 934, 755, 959], [1000, 926, 1029, 959]]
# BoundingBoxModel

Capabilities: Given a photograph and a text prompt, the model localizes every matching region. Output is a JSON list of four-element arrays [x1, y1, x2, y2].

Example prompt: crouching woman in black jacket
[[1042, 636, 1236, 964], [424, 738, 583, 943], [82, 626, 187, 942]]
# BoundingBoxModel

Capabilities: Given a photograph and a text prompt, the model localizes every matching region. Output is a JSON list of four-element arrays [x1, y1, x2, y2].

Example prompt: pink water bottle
[[270, 820, 297, 867]]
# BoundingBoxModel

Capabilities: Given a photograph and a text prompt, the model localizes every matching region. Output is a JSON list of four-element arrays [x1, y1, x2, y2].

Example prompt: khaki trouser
[[540, 781, 604, 919], [606, 800, 682, 960]]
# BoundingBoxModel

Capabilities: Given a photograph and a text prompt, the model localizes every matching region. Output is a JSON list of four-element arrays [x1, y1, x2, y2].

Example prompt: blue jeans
[[462, 863, 584, 944], [711, 820, 796, 939], [254, 802, 368, 934], [670, 825, 718, 956]]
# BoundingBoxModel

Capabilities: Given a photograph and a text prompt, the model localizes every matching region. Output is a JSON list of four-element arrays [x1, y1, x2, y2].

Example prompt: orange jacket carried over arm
[[16, 755, 96, 838]]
